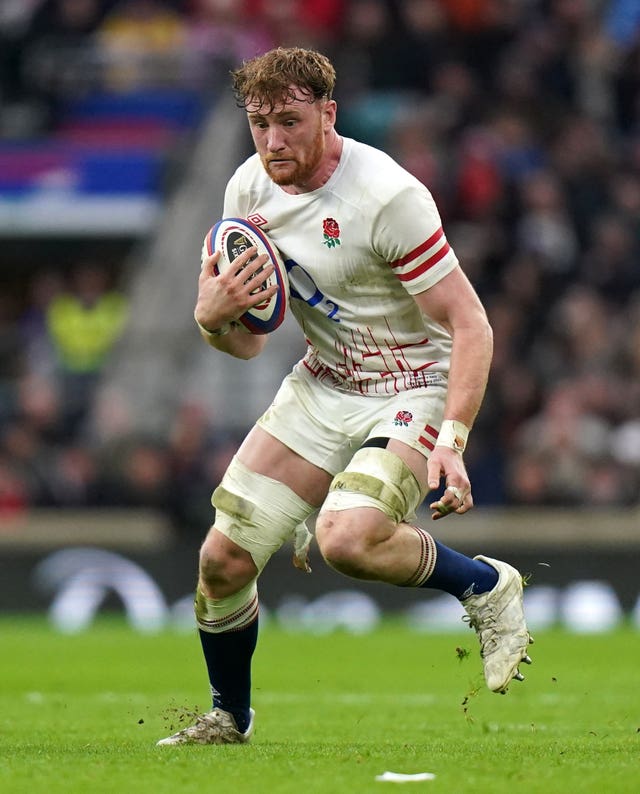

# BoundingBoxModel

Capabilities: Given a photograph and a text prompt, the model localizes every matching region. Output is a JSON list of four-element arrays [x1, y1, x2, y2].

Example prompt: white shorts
[[257, 363, 447, 476]]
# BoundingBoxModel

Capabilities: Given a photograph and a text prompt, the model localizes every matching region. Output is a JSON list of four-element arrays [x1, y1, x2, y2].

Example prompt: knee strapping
[[211, 456, 315, 572], [195, 579, 258, 633], [322, 447, 421, 523]]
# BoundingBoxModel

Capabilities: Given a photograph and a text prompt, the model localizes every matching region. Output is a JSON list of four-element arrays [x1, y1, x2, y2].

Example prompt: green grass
[[0, 617, 638, 794]]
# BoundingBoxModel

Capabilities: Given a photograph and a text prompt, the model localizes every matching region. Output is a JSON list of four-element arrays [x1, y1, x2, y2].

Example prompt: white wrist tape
[[435, 419, 469, 454], [194, 313, 230, 337]]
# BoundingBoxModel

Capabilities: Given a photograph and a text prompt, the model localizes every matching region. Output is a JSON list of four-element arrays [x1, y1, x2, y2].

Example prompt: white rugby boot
[[462, 555, 533, 693], [156, 707, 255, 746]]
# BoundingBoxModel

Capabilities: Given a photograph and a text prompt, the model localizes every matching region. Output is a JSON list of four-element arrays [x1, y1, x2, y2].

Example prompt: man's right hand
[[195, 246, 278, 332]]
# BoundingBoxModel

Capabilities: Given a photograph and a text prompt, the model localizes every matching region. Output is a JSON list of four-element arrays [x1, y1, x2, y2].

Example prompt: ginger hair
[[231, 47, 336, 113]]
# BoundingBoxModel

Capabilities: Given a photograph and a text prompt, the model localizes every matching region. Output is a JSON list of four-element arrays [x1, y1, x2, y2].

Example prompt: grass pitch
[[0, 616, 638, 794]]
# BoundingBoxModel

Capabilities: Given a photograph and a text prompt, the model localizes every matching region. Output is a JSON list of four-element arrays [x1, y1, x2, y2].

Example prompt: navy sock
[[419, 541, 498, 599], [198, 616, 258, 734]]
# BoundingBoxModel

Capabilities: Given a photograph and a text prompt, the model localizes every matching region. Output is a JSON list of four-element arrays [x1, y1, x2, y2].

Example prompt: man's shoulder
[[341, 137, 422, 192], [344, 137, 399, 169], [345, 138, 424, 187]]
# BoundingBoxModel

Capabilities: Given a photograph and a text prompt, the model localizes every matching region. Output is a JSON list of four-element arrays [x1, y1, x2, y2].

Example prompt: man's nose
[[266, 127, 285, 151]]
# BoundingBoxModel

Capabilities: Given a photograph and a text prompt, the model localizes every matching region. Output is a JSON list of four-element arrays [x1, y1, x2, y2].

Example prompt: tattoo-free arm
[[413, 265, 493, 518]]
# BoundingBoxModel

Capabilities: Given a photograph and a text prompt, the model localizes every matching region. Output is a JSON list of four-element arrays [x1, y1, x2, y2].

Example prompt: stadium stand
[[1, 0, 639, 537]]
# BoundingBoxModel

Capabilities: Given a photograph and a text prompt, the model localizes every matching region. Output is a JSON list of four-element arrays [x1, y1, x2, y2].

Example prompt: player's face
[[246, 90, 335, 188]]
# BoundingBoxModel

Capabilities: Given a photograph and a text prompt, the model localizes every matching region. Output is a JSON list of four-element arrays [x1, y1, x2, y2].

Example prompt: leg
[[315, 507, 497, 592], [315, 440, 494, 589], [315, 441, 532, 693], [158, 430, 329, 746], [157, 529, 259, 746], [196, 528, 259, 735]]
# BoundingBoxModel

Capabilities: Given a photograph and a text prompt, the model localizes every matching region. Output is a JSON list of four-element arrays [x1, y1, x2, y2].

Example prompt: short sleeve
[[373, 185, 459, 295]]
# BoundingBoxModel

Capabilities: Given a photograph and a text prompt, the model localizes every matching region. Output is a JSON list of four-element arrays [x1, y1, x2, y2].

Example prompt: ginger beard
[[260, 115, 325, 187]]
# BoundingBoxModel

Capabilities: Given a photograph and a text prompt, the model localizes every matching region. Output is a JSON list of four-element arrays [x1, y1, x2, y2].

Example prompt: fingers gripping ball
[[205, 217, 289, 334]]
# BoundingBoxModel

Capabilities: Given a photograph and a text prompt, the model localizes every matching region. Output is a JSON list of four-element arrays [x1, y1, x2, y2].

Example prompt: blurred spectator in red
[[244, 0, 345, 48], [453, 127, 504, 220], [0, 455, 29, 525], [438, 0, 526, 90]]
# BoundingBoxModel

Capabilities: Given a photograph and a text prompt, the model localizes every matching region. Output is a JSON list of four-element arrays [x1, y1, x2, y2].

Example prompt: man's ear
[[323, 99, 337, 129]]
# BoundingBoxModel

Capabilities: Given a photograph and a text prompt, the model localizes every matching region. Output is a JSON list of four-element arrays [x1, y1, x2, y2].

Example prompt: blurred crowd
[[1, 0, 640, 529]]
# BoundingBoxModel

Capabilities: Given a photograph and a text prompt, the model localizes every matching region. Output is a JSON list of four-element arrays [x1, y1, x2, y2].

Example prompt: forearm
[[415, 266, 493, 432], [427, 317, 492, 514], [443, 318, 493, 429], [196, 321, 267, 359]]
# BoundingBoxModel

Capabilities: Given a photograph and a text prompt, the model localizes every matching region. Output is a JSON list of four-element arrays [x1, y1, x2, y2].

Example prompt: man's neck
[[282, 132, 344, 195]]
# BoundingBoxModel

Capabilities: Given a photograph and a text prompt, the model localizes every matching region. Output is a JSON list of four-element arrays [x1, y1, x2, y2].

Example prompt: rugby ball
[[204, 217, 289, 334]]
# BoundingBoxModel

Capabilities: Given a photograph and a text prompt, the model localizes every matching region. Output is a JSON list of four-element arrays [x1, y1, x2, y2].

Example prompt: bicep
[[413, 266, 489, 336]]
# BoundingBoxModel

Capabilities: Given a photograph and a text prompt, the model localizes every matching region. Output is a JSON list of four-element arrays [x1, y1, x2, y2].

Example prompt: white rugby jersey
[[223, 136, 458, 395]]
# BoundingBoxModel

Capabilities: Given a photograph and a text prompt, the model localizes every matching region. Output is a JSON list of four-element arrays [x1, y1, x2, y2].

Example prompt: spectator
[[45, 263, 128, 432], [579, 212, 640, 304], [17, 270, 64, 380], [1, 1, 640, 519], [18, 0, 106, 127], [0, 454, 29, 525], [515, 168, 579, 279], [99, 435, 173, 511], [97, 0, 187, 90], [182, 0, 275, 93]]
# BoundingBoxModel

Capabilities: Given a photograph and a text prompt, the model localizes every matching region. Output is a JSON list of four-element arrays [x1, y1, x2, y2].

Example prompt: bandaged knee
[[195, 579, 258, 633], [321, 447, 422, 524], [211, 456, 315, 572]]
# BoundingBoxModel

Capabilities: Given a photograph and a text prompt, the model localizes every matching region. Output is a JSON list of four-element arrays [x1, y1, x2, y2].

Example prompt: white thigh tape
[[212, 457, 315, 572], [322, 447, 421, 524]]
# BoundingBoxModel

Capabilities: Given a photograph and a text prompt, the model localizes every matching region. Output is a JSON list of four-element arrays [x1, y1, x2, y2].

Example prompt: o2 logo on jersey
[[285, 259, 340, 322]]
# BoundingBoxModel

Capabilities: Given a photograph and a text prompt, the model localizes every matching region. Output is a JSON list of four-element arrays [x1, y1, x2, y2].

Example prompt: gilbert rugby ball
[[204, 217, 289, 334]]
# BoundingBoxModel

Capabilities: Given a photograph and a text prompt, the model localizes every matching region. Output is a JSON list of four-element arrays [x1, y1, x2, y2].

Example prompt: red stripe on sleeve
[[396, 242, 451, 282], [391, 227, 444, 269]]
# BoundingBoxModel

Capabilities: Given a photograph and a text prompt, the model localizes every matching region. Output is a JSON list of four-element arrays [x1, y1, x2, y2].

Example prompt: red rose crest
[[322, 217, 341, 248], [394, 410, 413, 427]]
